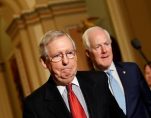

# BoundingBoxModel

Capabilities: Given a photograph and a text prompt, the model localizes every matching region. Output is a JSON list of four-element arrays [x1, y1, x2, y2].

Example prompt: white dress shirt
[[57, 77, 89, 118]]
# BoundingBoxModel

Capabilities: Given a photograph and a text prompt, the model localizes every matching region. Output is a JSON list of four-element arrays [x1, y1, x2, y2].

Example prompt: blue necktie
[[106, 70, 126, 114]]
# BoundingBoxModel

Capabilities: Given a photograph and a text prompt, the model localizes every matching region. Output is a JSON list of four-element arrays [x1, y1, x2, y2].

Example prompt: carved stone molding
[[6, 0, 87, 38]]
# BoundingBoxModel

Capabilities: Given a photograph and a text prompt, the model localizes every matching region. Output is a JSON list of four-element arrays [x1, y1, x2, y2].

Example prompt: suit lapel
[[115, 64, 129, 94], [115, 63, 131, 115], [76, 71, 97, 118], [116, 65, 128, 85], [44, 77, 71, 118], [44, 72, 100, 118]]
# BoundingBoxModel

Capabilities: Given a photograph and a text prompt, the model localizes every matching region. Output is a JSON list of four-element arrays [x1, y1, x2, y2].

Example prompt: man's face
[[145, 65, 151, 87], [87, 29, 113, 71], [46, 35, 77, 85]]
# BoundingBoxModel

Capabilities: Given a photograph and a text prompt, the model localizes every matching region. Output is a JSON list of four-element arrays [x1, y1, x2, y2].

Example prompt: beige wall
[[123, 0, 151, 68], [0, 19, 13, 62], [0, 65, 14, 118], [85, 0, 115, 35]]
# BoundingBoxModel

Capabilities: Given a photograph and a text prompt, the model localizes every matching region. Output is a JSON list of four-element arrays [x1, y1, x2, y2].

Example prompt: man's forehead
[[90, 36, 109, 44]]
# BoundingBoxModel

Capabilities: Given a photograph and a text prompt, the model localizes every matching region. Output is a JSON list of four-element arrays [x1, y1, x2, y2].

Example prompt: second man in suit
[[82, 26, 151, 118]]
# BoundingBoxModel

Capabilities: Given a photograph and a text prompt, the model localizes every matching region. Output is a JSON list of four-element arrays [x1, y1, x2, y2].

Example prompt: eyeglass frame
[[47, 49, 76, 62]]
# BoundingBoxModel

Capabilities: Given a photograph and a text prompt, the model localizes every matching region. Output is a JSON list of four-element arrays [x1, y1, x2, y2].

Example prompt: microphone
[[131, 38, 141, 49], [131, 38, 150, 63]]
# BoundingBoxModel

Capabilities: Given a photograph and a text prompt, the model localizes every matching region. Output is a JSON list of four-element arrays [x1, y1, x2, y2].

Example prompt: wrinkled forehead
[[90, 28, 110, 39], [89, 31, 110, 45]]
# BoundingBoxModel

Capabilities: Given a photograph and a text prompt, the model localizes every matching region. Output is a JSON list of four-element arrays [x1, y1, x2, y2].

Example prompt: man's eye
[[67, 51, 73, 54], [105, 43, 109, 46], [95, 45, 101, 49], [66, 50, 75, 58], [53, 54, 61, 58], [105, 42, 111, 46]]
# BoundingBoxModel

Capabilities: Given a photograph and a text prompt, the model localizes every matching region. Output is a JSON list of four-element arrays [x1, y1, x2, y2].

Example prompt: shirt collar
[[57, 77, 79, 95], [93, 61, 116, 72], [104, 61, 116, 72]]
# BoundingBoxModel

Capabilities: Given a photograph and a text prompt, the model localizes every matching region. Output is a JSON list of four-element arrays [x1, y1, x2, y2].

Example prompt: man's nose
[[101, 46, 107, 53], [62, 54, 69, 65]]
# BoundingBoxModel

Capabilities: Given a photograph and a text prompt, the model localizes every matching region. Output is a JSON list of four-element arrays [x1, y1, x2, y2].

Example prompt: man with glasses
[[23, 30, 126, 118]]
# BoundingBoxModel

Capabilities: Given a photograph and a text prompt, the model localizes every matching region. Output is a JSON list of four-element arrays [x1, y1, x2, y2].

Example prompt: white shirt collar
[[57, 77, 79, 95], [104, 61, 116, 72]]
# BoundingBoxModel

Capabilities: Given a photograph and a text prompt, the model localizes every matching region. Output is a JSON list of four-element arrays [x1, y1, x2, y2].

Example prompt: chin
[[56, 79, 71, 86]]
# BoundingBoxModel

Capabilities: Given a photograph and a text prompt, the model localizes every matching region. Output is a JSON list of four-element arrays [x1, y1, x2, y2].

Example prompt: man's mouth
[[101, 55, 109, 58]]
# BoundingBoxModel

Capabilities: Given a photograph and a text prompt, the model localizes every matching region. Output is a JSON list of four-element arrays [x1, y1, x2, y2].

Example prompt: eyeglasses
[[48, 50, 76, 62]]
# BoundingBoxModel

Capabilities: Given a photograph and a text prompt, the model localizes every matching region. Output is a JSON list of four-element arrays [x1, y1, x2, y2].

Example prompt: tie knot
[[106, 70, 114, 81], [67, 83, 72, 92], [106, 69, 112, 76]]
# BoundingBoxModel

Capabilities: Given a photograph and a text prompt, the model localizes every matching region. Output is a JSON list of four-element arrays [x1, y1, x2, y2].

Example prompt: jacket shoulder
[[77, 71, 107, 78], [115, 62, 139, 68], [77, 71, 108, 84], [24, 81, 48, 105]]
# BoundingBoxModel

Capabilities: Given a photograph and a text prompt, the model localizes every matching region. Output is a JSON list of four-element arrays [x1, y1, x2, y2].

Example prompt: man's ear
[[40, 58, 48, 69], [86, 49, 90, 58]]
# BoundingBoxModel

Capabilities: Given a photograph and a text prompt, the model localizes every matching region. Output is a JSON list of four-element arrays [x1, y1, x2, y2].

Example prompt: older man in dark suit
[[23, 30, 125, 118]]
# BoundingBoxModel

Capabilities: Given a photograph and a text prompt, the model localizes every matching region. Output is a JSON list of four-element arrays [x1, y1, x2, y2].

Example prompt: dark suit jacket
[[115, 62, 151, 118], [23, 71, 126, 118]]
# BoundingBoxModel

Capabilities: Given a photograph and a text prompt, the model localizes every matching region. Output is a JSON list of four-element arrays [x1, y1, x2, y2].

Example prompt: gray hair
[[39, 30, 76, 62], [82, 26, 111, 50]]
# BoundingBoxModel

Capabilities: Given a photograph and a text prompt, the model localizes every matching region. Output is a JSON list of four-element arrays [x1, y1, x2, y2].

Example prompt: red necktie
[[67, 84, 87, 118]]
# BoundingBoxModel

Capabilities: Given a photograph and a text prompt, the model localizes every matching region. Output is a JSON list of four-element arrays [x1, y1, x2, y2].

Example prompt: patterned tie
[[106, 70, 126, 114], [67, 84, 87, 118]]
